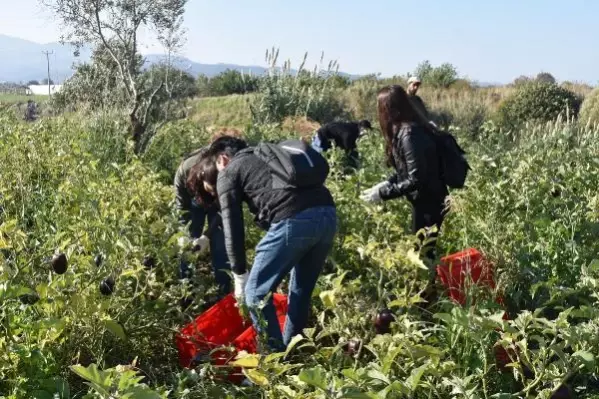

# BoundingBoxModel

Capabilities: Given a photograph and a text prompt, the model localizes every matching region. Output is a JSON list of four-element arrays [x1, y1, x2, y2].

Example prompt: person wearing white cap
[[407, 76, 438, 129], [407, 76, 428, 118]]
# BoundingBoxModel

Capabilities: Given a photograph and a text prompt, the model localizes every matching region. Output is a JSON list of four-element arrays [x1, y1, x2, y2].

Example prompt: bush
[[496, 82, 581, 131], [344, 77, 380, 122], [536, 72, 556, 84], [249, 49, 349, 125], [431, 98, 489, 138], [197, 69, 260, 97], [579, 87, 599, 126], [414, 60, 459, 88]]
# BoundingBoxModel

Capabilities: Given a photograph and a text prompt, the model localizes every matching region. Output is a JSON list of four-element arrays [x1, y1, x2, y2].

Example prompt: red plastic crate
[[234, 301, 288, 354], [176, 294, 249, 368], [176, 293, 289, 373], [436, 248, 498, 305], [437, 248, 513, 369], [227, 312, 288, 384]]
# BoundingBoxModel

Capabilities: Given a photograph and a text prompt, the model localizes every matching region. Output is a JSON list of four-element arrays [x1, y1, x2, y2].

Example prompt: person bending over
[[193, 136, 337, 352], [174, 146, 231, 296], [311, 119, 372, 169]]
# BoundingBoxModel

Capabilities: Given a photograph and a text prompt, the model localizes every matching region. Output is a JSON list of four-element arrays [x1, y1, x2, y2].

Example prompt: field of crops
[[1, 81, 599, 399]]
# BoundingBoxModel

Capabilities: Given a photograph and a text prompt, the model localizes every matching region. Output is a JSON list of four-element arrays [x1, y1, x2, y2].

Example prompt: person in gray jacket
[[174, 147, 231, 295]]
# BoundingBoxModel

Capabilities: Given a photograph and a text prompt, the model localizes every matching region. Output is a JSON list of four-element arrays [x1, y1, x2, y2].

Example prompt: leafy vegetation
[[1, 46, 599, 398], [41, 0, 189, 153], [579, 87, 599, 126], [197, 69, 260, 97], [249, 49, 349, 125], [496, 82, 582, 132], [413, 60, 459, 89]]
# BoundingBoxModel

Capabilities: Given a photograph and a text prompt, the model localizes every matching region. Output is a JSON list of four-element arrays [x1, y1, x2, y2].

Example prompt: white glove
[[429, 121, 438, 129], [360, 181, 388, 204], [177, 236, 190, 249], [233, 272, 249, 302], [192, 235, 210, 253]]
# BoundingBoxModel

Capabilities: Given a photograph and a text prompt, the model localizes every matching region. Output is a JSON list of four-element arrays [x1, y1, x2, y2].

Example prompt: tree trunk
[[130, 114, 146, 155]]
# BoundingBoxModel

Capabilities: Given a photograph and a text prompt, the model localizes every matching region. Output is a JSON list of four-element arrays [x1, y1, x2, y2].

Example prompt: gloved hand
[[177, 236, 190, 250], [233, 272, 249, 303], [360, 181, 389, 204], [429, 120, 438, 129], [191, 235, 210, 253]]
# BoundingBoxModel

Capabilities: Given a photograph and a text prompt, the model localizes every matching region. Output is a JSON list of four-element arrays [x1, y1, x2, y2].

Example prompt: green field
[[1, 77, 599, 398], [189, 94, 253, 128], [0, 93, 47, 104]]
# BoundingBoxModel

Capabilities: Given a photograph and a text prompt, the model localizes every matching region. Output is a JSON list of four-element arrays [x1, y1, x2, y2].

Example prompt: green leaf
[[573, 350, 595, 370], [103, 319, 127, 340], [284, 334, 304, 358], [70, 364, 112, 395], [230, 354, 261, 368], [339, 387, 378, 399], [31, 391, 54, 399], [298, 366, 328, 391], [367, 369, 390, 385], [243, 368, 270, 386], [121, 386, 164, 399], [407, 249, 428, 270], [275, 384, 298, 398], [406, 364, 428, 391], [319, 290, 336, 309]]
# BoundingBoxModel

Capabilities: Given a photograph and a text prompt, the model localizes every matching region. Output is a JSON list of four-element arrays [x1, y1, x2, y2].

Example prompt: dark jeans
[[410, 196, 448, 264], [245, 206, 337, 352], [179, 203, 231, 296]]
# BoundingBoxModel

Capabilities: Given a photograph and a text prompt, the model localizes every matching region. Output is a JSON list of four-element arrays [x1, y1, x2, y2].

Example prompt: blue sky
[[1, 0, 597, 84]]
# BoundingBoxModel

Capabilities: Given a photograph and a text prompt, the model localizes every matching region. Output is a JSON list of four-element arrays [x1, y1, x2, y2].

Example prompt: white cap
[[408, 76, 421, 84]]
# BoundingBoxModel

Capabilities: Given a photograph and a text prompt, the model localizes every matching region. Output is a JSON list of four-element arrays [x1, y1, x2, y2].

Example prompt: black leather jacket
[[379, 123, 447, 202]]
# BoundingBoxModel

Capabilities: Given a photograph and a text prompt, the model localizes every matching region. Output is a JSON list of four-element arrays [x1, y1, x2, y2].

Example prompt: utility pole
[[42, 50, 54, 96]]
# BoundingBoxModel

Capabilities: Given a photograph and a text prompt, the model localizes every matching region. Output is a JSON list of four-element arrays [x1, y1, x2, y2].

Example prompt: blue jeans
[[245, 206, 337, 352], [179, 203, 231, 296]]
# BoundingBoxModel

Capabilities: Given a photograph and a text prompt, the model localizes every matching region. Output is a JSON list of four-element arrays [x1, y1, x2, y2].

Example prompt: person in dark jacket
[[193, 136, 337, 352], [311, 120, 372, 169], [174, 147, 231, 296], [360, 85, 449, 298], [406, 76, 429, 120]]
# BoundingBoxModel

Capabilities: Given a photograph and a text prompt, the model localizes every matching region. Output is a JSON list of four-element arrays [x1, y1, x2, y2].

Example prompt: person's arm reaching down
[[216, 171, 247, 275], [174, 165, 192, 226]]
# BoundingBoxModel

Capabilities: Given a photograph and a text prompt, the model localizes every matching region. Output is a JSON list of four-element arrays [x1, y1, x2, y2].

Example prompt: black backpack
[[253, 139, 330, 190], [432, 130, 471, 189]]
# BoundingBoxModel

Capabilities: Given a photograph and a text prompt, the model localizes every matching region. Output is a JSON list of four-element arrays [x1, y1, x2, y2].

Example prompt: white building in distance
[[27, 85, 63, 96]]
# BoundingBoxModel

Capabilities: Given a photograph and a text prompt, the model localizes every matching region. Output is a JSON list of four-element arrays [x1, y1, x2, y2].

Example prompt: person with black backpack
[[360, 85, 467, 277], [192, 136, 337, 352]]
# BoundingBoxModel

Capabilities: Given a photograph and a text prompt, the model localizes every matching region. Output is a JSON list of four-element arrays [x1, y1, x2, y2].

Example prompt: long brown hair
[[377, 85, 432, 167], [187, 160, 217, 208]]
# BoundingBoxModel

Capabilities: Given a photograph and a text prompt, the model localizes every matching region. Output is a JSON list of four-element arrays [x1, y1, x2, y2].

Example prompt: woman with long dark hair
[[360, 84, 449, 268]]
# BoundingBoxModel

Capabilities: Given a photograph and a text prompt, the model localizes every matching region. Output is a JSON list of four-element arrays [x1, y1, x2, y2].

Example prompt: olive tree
[[41, 0, 188, 153]]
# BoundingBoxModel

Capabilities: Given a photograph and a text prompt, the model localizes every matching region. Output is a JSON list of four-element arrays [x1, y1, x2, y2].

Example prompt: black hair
[[209, 136, 248, 158], [199, 136, 249, 188], [358, 120, 372, 130]]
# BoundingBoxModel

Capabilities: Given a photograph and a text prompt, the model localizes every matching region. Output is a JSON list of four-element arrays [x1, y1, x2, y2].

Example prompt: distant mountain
[[0, 34, 357, 84], [0, 34, 91, 83], [143, 54, 271, 78]]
